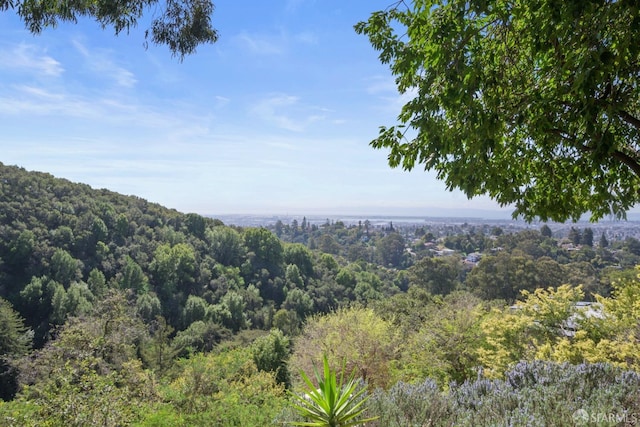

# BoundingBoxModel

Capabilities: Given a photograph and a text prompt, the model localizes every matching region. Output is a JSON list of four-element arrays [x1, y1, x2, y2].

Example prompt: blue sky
[[0, 1, 511, 218]]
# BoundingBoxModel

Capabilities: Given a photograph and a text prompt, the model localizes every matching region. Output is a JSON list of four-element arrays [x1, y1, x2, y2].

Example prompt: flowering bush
[[364, 361, 640, 426]]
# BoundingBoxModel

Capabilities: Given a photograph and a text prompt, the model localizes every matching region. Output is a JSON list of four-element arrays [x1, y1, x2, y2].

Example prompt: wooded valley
[[0, 162, 639, 426]]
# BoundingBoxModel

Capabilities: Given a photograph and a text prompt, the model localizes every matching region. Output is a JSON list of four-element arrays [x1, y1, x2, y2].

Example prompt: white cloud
[[13, 85, 64, 100], [0, 43, 64, 77], [214, 96, 230, 108], [72, 39, 137, 88], [250, 94, 301, 131], [233, 28, 317, 57], [0, 83, 206, 135], [364, 75, 417, 114], [294, 31, 318, 45], [249, 94, 327, 132], [113, 68, 136, 88], [365, 75, 397, 94], [234, 32, 285, 55], [0, 86, 89, 116]]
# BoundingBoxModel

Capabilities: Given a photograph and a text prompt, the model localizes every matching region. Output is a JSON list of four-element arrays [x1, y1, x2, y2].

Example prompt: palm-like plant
[[288, 355, 377, 427]]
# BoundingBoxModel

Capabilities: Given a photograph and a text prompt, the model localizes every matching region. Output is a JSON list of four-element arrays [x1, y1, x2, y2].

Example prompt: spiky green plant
[[288, 355, 377, 427]]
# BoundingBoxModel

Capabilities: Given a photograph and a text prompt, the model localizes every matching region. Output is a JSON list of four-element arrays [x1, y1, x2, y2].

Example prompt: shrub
[[365, 361, 640, 426]]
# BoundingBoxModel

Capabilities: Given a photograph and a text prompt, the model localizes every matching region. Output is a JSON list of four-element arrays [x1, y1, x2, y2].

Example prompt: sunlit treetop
[[356, 0, 640, 222], [1, 0, 218, 60]]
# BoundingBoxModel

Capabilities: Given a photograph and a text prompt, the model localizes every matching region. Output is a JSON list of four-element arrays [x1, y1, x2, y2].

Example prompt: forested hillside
[[0, 161, 421, 337], [1, 162, 639, 426]]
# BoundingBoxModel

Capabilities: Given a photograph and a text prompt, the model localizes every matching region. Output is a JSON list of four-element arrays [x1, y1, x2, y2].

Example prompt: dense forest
[[1, 162, 639, 426]]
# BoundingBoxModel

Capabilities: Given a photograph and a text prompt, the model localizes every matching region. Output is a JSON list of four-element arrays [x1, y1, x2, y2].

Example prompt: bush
[[366, 379, 452, 427], [365, 361, 640, 426]]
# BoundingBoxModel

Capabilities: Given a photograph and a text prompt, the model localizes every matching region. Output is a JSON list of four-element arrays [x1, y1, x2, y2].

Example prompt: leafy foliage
[[366, 361, 640, 426], [397, 292, 487, 386], [3, 162, 640, 424], [290, 307, 399, 389], [465, 251, 565, 301], [288, 355, 377, 427], [0, 298, 31, 362], [0, 298, 31, 400], [356, 0, 640, 221], [0, 162, 410, 350], [251, 328, 291, 387], [408, 256, 461, 296], [1, 0, 218, 59], [365, 379, 452, 427], [152, 347, 287, 426], [479, 281, 640, 378], [3, 291, 157, 425]]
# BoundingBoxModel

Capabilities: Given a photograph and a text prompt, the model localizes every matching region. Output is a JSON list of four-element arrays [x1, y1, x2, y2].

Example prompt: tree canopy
[[1, 0, 218, 59], [356, 0, 640, 222]]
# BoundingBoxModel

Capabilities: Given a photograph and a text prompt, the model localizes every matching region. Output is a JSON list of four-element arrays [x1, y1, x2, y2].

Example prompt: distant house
[[564, 302, 604, 337], [423, 241, 437, 249], [509, 301, 604, 337], [561, 242, 581, 251], [465, 252, 481, 263], [431, 248, 456, 257]]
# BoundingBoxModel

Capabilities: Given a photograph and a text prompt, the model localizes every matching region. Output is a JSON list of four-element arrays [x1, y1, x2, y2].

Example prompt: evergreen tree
[[599, 232, 609, 248], [581, 228, 594, 247], [568, 227, 582, 245], [0, 298, 31, 400]]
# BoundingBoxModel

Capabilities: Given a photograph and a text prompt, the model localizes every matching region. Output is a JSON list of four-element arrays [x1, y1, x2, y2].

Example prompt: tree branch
[[610, 149, 640, 179], [618, 110, 640, 131], [549, 128, 640, 179], [580, 143, 640, 179]]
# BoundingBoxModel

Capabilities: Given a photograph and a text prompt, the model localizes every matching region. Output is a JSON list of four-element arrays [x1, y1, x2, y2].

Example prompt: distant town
[[213, 214, 640, 242]]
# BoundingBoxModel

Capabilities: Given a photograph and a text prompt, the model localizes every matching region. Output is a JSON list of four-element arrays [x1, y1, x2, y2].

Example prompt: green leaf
[[287, 355, 378, 426]]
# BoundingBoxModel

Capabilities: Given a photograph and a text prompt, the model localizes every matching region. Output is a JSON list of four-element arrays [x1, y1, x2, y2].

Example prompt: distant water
[[209, 212, 640, 229]]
